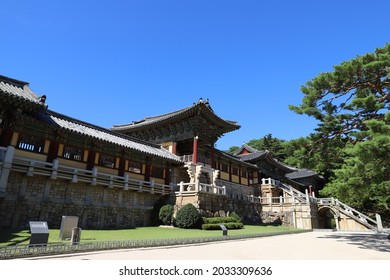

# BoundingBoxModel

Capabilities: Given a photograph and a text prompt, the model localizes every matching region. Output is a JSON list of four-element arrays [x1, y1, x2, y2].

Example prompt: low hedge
[[202, 222, 244, 230], [203, 216, 239, 224]]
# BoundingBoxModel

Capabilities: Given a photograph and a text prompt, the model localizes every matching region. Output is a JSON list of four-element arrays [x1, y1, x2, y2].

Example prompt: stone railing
[[176, 181, 226, 195], [318, 197, 382, 231], [0, 146, 172, 195], [179, 154, 212, 166], [0, 146, 6, 162]]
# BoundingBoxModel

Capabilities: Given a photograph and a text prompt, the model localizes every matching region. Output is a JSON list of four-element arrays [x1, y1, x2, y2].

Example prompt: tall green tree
[[290, 44, 390, 219], [246, 134, 287, 160], [290, 44, 390, 140], [321, 114, 390, 221]]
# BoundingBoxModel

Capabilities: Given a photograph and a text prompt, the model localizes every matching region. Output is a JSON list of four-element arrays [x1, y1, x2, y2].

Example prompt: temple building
[[235, 144, 324, 196], [6, 74, 377, 232]]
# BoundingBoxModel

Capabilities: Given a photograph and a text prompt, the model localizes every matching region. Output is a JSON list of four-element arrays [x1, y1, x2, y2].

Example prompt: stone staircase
[[272, 179, 383, 232]]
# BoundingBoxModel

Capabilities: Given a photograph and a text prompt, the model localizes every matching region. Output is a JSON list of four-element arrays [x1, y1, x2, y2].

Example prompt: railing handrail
[[335, 199, 377, 225], [9, 156, 172, 193], [318, 197, 378, 230], [179, 154, 212, 165]]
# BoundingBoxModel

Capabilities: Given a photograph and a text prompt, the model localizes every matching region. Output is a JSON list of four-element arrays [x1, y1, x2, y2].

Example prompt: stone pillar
[[334, 214, 340, 231], [0, 146, 15, 193], [305, 189, 310, 204], [71, 227, 81, 245], [376, 214, 383, 232]]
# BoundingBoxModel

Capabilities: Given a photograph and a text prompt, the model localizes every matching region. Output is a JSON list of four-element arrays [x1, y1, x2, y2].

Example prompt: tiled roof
[[237, 144, 299, 173], [1, 74, 181, 163], [46, 111, 183, 163], [286, 169, 324, 180], [0, 75, 46, 107], [236, 150, 268, 162], [112, 98, 239, 131], [234, 143, 260, 155], [215, 149, 259, 169]]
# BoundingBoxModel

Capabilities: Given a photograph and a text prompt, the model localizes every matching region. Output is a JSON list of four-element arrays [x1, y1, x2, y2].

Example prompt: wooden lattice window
[[242, 170, 248, 178], [100, 154, 115, 168], [151, 166, 164, 179], [63, 146, 83, 161], [128, 161, 142, 174], [17, 134, 44, 153], [232, 167, 239, 176], [221, 163, 228, 172]]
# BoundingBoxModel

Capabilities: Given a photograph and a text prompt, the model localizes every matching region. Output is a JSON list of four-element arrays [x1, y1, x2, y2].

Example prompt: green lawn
[[0, 225, 296, 247]]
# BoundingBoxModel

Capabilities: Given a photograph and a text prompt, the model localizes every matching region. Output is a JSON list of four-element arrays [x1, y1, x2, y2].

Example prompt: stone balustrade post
[[305, 189, 310, 204], [179, 181, 184, 192], [150, 179, 155, 193], [0, 146, 15, 193], [27, 160, 35, 176], [51, 159, 59, 179], [376, 214, 383, 232], [91, 167, 98, 185], [124, 174, 129, 190], [71, 169, 78, 183]]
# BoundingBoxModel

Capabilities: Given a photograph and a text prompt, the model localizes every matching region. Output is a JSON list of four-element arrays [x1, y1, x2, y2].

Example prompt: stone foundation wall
[[173, 193, 262, 223], [261, 203, 319, 229], [0, 172, 166, 229]]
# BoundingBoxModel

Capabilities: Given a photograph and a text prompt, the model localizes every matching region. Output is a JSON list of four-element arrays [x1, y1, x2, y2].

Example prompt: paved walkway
[[28, 231, 390, 260]]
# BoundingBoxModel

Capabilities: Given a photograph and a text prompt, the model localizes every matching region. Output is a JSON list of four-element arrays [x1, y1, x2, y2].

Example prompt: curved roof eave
[[0, 75, 47, 111], [111, 98, 240, 133], [41, 110, 183, 164]]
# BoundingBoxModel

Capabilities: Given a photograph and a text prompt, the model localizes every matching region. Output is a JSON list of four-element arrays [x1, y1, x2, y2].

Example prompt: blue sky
[[1, 0, 389, 150]]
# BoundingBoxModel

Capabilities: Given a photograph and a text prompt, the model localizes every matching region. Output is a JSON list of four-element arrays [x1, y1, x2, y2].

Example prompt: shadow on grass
[[318, 233, 390, 254], [0, 229, 30, 246]]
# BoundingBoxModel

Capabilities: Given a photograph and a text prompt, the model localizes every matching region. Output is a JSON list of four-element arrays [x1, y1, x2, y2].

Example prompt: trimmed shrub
[[159, 204, 174, 225], [203, 216, 238, 224], [229, 212, 242, 223], [202, 222, 244, 230], [175, 203, 202, 229]]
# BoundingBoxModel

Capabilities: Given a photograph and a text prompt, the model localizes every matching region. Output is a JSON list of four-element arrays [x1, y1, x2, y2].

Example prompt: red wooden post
[[192, 136, 198, 163], [172, 142, 177, 155]]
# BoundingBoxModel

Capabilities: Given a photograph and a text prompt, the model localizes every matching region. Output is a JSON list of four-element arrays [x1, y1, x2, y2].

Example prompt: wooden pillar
[[164, 166, 170, 186], [87, 150, 96, 170], [192, 136, 198, 164], [0, 128, 13, 147], [172, 142, 177, 155], [239, 164, 242, 185], [229, 161, 232, 182], [47, 141, 59, 163], [210, 143, 215, 168], [144, 159, 151, 182], [118, 157, 126, 177]]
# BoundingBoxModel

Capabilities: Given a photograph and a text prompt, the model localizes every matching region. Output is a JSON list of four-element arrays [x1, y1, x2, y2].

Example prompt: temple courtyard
[[24, 231, 390, 260]]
